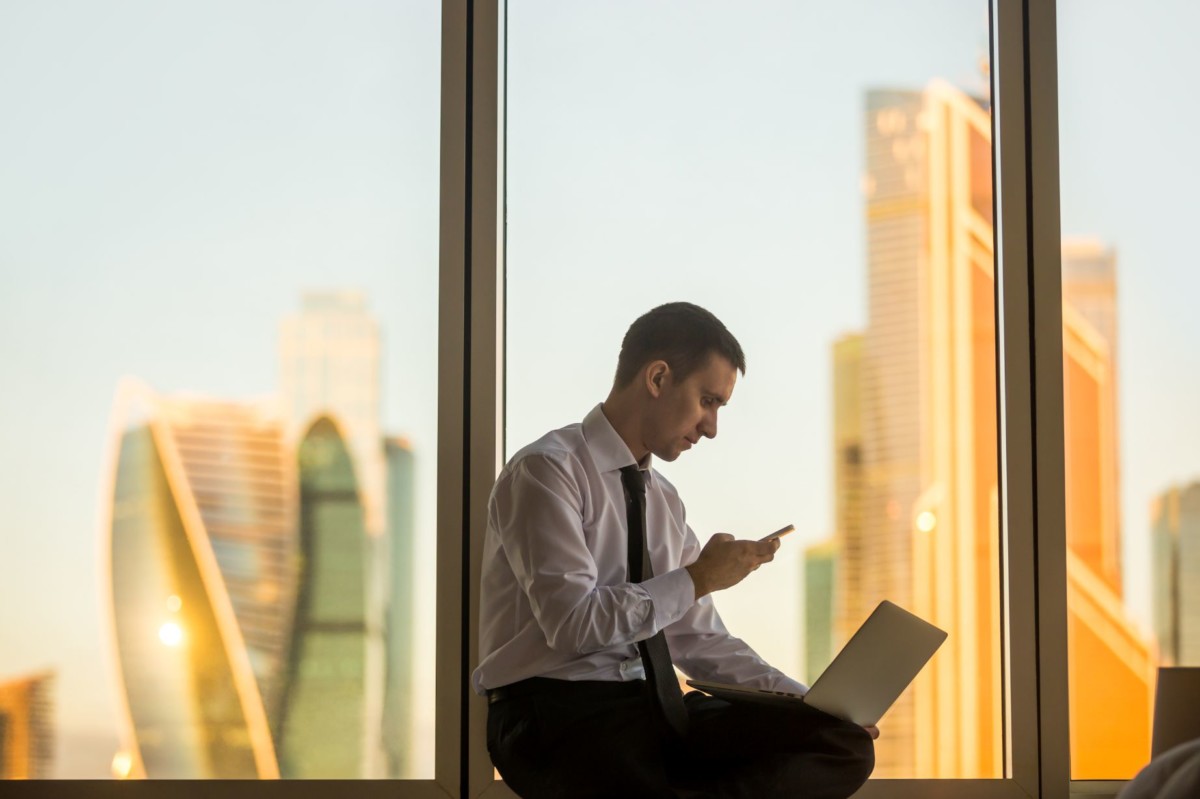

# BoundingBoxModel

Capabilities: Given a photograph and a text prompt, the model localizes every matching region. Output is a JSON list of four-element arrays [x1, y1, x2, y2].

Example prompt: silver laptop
[[687, 600, 947, 726]]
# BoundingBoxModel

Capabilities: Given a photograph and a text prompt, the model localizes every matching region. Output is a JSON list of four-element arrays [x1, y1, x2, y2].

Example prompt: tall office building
[[1151, 481, 1200, 666], [831, 334, 865, 652], [279, 291, 387, 775], [0, 671, 55, 779], [840, 82, 1152, 778], [102, 381, 295, 778], [852, 83, 1001, 776], [1062, 241, 1121, 593], [856, 86, 925, 776], [1060, 252, 1153, 778], [280, 291, 384, 538], [382, 437, 417, 777], [803, 540, 837, 684], [274, 417, 369, 778]]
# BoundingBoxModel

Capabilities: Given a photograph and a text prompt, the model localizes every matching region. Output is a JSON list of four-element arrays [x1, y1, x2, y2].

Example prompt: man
[[474, 302, 875, 798]]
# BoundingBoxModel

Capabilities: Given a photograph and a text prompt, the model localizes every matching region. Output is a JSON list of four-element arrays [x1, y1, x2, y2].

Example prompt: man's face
[[645, 353, 737, 462]]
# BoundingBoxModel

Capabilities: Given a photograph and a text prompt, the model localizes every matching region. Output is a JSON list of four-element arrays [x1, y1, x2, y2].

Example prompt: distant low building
[[1152, 481, 1200, 666], [0, 671, 55, 779]]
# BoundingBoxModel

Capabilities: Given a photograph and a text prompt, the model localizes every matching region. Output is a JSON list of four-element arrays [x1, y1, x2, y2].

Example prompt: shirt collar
[[582, 403, 654, 477]]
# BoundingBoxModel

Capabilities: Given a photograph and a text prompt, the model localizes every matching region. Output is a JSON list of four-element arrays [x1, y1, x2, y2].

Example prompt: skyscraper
[[280, 291, 384, 538], [831, 333, 864, 653], [279, 291, 387, 775], [382, 437, 417, 777], [1151, 481, 1200, 665], [274, 416, 369, 778], [1062, 240, 1121, 593], [1060, 255, 1153, 778], [0, 671, 55, 779], [102, 381, 295, 778], [855, 82, 1002, 777], [802, 540, 837, 684]]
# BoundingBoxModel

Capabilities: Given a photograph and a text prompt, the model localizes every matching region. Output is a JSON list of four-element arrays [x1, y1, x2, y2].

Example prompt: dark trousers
[[487, 678, 874, 799]]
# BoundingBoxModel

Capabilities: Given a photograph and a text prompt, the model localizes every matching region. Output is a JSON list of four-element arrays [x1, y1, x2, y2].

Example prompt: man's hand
[[685, 533, 780, 599], [863, 725, 880, 740]]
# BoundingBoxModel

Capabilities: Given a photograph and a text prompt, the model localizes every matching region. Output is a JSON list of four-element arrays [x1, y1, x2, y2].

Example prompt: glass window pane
[[1057, 0, 1200, 780], [506, 1, 1000, 779], [0, 1, 440, 779]]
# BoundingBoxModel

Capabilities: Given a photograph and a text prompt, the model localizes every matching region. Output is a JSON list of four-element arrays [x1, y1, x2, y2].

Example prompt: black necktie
[[620, 464, 689, 737]]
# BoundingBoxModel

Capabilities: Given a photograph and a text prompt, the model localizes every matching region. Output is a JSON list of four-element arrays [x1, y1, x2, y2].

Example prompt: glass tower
[[103, 381, 295, 778]]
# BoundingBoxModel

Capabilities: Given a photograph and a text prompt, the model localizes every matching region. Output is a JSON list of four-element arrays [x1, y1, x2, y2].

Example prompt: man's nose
[[700, 411, 718, 439]]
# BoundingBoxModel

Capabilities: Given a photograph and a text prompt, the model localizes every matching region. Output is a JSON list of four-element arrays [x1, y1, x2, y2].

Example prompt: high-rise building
[[280, 291, 384, 538], [831, 333, 865, 652], [855, 83, 1002, 777], [274, 416, 369, 778], [802, 540, 837, 684], [382, 437, 417, 777], [0, 671, 55, 779], [102, 381, 295, 778], [279, 291, 387, 775], [1060, 259, 1153, 778], [839, 82, 1153, 778], [1151, 481, 1200, 665], [1062, 241, 1121, 593]]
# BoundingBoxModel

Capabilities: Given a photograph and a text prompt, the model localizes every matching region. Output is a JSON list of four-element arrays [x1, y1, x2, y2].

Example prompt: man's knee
[[822, 722, 876, 793], [767, 722, 874, 799]]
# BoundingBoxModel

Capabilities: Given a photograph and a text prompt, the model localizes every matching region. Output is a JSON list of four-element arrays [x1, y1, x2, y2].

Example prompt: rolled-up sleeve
[[493, 454, 695, 655]]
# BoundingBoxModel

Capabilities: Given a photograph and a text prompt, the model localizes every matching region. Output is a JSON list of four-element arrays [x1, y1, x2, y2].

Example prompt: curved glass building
[[274, 416, 367, 778], [103, 381, 296, 779]]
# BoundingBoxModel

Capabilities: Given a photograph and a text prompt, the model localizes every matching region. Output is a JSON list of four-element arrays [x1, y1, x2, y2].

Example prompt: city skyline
[[3, 0, 1200, 780], [101, 294, 423, 779]]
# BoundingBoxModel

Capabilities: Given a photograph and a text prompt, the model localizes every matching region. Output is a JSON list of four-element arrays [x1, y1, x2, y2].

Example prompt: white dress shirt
[[472, 404, 808, 697]]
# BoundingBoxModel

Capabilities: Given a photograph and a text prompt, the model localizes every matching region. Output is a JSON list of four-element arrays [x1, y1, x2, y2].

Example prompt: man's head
[[614, 302, 745, 389], [605, 302, 745, 462]]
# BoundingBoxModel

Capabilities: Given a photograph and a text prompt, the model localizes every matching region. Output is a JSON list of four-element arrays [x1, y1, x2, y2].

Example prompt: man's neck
[[600, 395, 649, 462]]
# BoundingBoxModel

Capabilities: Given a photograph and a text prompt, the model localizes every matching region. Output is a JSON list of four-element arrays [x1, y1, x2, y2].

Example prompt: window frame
[[463, 0, 1079, 797], [7, 1, 1130, 797]]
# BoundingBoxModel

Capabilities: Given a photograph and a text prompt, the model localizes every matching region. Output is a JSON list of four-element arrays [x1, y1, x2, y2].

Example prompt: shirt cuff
[[771, 674, 810, 696], [640, 566, 696, 632]]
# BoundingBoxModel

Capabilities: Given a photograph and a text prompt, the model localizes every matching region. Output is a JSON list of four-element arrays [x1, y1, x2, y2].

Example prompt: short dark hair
[[614, 302, 746, 387]]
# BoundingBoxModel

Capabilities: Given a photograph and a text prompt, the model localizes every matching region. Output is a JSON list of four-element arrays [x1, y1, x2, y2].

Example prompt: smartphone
[[758, 523, 795, 543]]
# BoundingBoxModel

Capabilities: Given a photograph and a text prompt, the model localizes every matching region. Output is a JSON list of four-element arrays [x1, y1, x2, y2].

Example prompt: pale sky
[[1, 0, 1197, 780]]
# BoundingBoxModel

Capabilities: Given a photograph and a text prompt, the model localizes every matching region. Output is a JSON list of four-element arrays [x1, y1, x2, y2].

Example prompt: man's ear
[[645, 360, 670, 398]]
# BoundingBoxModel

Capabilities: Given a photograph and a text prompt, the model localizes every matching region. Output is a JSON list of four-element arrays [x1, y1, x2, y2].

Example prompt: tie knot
[[620, 464, 646, 495]]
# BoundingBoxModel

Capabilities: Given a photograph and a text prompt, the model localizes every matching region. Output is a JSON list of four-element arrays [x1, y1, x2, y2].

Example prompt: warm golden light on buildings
[[834, 81, 1153, 779], [1062, 283, 1154, 778], [158, 621, 184, 647], [0, 671, 55, 780], [111, 750, 134, 780]]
